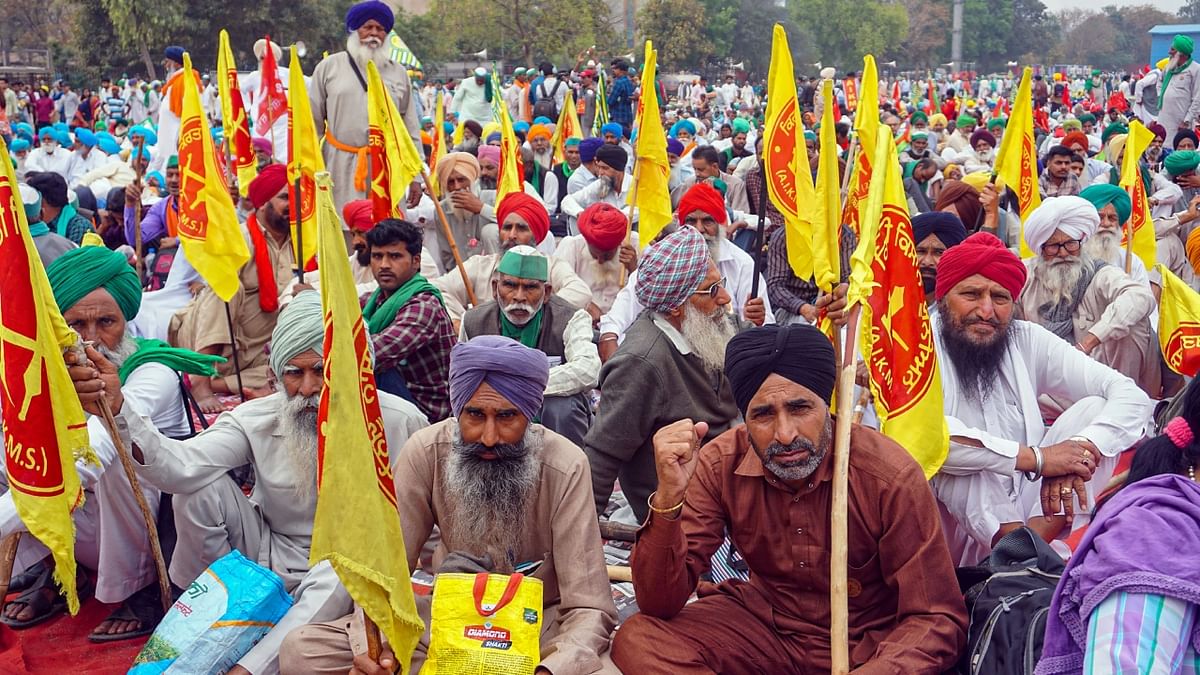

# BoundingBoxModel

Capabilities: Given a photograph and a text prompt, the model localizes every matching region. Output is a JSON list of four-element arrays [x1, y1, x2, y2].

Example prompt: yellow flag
[[179, 52, 251, 302], [366, 60, 424, 223], [1120, 121, 1158, 272], [813, 79, 841, 292], [551, 89, 583, 165], [1157, 264, 1200, 377], [428, 92, 446, 197], [287, 45, 323, 270], [495, 84, 525, 204], [217, 30, 257, 196], [629, 41, 673, 248], [993, 67, 1042, 258], [761, 25, 813, 278], [841, 56, 879, 238], [0, 141, 93, 615], [311, 171, 424, 669], [452, 119, 466, 147], [850, 131, 949, 477]]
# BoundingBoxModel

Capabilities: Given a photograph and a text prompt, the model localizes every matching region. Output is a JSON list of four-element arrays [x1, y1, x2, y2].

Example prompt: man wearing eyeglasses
[[1019, 196, 1157, 396]]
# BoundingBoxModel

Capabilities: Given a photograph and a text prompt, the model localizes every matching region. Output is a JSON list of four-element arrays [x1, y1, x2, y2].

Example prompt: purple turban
[[578, 137, 604, 164], [635, 226, 710, 313], [666, 138, 684, 156], [449, 336, 549, 423], [346, 0, 394, 33]]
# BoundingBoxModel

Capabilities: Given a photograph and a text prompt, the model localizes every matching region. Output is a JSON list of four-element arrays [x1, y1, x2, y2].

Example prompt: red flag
[[255, 36, 288, 136], [891, 81, 901, 110], [1061, 83, 1071, 110]]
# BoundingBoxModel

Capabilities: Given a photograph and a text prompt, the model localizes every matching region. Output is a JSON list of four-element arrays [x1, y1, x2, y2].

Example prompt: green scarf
[[1107, 163, 1152, 193], [54, 202, 79, 238], [1163, 57, 1195, 93], [28, 220, 49, 237], [499, 308, 543, 348], [362, 273, 443, 335], [117, 337, 227, 385]]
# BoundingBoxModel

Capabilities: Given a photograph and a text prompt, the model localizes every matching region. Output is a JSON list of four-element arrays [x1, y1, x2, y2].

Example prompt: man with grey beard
[[85, 293, 428, 675], [280, 336, 618, 675], [1019, 196, 1158, 396], [611, 324, 967, 673], [310, 0, 423, 211]]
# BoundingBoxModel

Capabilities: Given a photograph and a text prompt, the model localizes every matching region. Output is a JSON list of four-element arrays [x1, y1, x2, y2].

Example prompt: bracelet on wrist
[[1023, 445, 1043, 482], [647, 491, 684, 516]]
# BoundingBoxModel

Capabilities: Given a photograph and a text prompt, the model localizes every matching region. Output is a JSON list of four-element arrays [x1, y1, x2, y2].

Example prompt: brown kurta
[[613, 424, 967, 674]]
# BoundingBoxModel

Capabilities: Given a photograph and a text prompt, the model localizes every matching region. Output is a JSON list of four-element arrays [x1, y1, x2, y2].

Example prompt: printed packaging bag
[[423, 572, 543, 675]]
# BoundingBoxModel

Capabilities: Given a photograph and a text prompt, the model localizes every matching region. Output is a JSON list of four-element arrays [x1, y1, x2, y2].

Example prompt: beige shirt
[[433, 252, 594, 322], [394, 419, 617, 675]]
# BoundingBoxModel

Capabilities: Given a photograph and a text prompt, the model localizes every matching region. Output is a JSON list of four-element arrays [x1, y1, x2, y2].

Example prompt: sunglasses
[[692, 277, 727, 300]]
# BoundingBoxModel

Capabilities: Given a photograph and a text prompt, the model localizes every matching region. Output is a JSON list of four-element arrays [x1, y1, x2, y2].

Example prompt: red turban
[[342, 199, 374, 232], [578, 202, 627, 250], [496, 192, 549, 244], [934, 231, 1027, 301], [1061, 131, 1089, 151], [676, 182, 727, 225], [248, 164, 288, 210]]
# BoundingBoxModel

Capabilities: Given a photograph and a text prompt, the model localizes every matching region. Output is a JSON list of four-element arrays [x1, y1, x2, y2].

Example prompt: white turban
[[1023, 196, 1100, 253]]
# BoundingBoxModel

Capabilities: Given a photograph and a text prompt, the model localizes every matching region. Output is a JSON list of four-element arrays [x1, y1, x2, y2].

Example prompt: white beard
[[1031, 254, 1087, 307], [533, 149, 553, 170], [277, 393, 320, 501], [588, 255, 622, 291], [1084, 229, 1122, 266], [346, 33, 390, 70], [679, 304, 737, 374], [97, 334, 139, 369], [499, 296, 545, 327]]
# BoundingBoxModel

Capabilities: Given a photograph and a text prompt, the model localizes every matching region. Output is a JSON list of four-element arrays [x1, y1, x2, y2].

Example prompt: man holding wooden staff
[[611, 324, 967, 674]]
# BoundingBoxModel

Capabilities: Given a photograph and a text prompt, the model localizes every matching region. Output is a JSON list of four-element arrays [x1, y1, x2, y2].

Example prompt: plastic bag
[[423, 572, 543, 675]]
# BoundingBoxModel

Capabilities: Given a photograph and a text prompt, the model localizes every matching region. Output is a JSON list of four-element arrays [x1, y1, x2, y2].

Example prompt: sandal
[[88, 584, 165, 643], [0, 564, 91, 630], [5, 557, 50, 595]]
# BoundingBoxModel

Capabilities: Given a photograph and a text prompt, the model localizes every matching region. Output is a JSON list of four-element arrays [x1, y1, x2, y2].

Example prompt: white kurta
[[552, 233, 638, 314], [240, 65, 302, 164], [1158, 61, 1200, 136], [24, 147, 74, 178]]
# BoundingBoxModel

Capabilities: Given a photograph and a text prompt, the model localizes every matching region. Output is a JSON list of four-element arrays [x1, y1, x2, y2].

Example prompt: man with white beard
[[1157, 35, 1200, 141], [1078, 184, 1151, 287], [310, 0, 423, 211], [82, 292, 428, 675], [561, 144, 637, 220], [24, 127, 74, 178], [427, 152, 498, 274], [1018, 197, 1159, 397], [554, 202, 639, 326], [280, 336, 617, 675]]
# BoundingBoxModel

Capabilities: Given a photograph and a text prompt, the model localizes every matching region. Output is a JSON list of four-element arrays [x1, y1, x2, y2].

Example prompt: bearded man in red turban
[[553, 202, 640, 327]]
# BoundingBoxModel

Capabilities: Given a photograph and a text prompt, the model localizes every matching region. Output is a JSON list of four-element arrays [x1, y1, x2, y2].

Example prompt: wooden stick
[[839, 137, 859, 201], [851, 386, 871, 425], [293, 175, 305, 282], [598, 520, 638, 542], [618, 161, 643, 288], [830, 303, 863, 675], [364, 612, 383, 661], [224, 302, 246, 403], [606, 565, 633, 583], [420, 168, 477, 307], [0, 533, 21, 615], [133, 136, 147, 285], [749, 161, 769, 298]]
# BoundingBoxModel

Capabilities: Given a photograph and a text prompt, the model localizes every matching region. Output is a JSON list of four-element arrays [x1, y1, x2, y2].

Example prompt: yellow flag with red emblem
[[366, 60, 424, 223], [310, 170, 424, 669], [428, 92, 446, 198], [993, 67, 1042, 258], [1120, 121, 1157, 272], [217, 30, 257, 196], [0, 141, 93, 615], [1157, 264, 1200, 377], [495, 85, 524, 204], [849, 130, 948, 478], [551, 89, 583, 165], [841, 55, 879, 238], [286, 45, 323, 270], [179, 51, 251, 302], [762, 25, 812, 278], [629, 40, 673, 248]]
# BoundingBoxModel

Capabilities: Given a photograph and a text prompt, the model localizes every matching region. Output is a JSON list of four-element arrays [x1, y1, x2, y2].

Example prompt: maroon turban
[[496, 192, 549, 244], [342, 199, 374, 232], [1147, 122, 1167, 143], [248, 164, 288, 210], [934, 180, 982, 232], [578, 202, 628, 250], [969, 129, 996, 149], [934, 231, 1027, 301], [676, 182, 727, 225]]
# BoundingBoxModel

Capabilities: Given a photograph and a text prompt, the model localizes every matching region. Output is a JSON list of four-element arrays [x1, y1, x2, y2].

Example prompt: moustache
[[765, 437, 817, 463], [962, 316, 1001, 329], [458, 440, 528, 461]]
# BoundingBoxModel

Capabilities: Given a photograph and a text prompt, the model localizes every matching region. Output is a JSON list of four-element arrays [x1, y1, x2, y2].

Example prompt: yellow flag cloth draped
[[813, 79, 841, 292], [287, 45, 323, 270], [849, 132, 948, 477], [551, 90, 583, 165], [428, 92, 446, 198], [1157, 264, 1200, 377], [217, 30, 257, 196], [0, 142, 93, 615], [179, 52, 251, 302], [495, 90, 524, 204], [841, 56, 879, 238], [1121, 121, 1157, 272], [761, 25, 812, 277], [311, 171, 424, 670], [367, 60, 424, 223], [993, 67, 1042, 258], [629, 41, 673, 248]]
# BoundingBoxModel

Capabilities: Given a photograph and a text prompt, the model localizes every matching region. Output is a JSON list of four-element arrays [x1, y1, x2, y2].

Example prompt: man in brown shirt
[[612, 324, 967, 674], [280, 336, 617, 675]]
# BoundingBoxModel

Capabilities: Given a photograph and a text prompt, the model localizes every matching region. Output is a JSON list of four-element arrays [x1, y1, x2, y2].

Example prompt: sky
[[1041, 0, 1185, 13]]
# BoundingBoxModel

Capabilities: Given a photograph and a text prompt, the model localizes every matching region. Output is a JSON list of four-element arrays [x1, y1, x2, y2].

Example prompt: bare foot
[[242, 387, 273, 400], [194, 395, 228, 414], [189, 377, 227, 414]]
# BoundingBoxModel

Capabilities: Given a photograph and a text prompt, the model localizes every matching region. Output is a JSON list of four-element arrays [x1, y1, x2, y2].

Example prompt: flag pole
[[224, 302, 247, 402], [420, 168, 477, 307], [840, 137, 859, 201], [294, 175, 305, 282], [749, 167, 768, 298], [830, 302, 862, 675], [618, 161, 643, 288], [364, 613, 383, 661], [0, 533, 21, 616], [133, 136, 147, 285]]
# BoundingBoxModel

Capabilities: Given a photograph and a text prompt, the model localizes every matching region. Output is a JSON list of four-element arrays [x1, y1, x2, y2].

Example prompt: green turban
[[1175, 34, 1195, 56], [496, 245, 549, 282], [803, 130, 817, 142], [987, 117, 1007, 130], [910, 111, 928, 124], [911, 131, 929, 141], [1079, 184, 1131, 226], [1078, 112, 1096, 124], [731, 118, 751, 135], [956, 113, 976, 127], [1101, 123, 1128, 144], [1165, 150, 1200, 177], [46, 246, 142, 321]]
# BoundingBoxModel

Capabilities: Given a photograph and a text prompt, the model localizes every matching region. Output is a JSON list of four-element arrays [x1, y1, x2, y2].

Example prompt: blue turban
[[533, 116, 553, 125], [449, 336, 549, 423], [52, 122, 68, 133], [911, 212, 968, 248], [442, 121, 455, 135], [485, 132, 501, 144], [131, 146, 152, 163], [75, 128, 98, 148], [97, 136, 120, 155], [10, 138, 30, 152], [600, 122, 623, 139], [579, 137, 604, 164], [666, 138, 684, 156], [130, 126, 158, 146], [164, 46, 185, 64], [55, 130, 72, 147], [269, 291, 325, 377], [669, 119, 696, 138], [13, 122, 33, 141], [513, 121, 531, 135], [38, 127, 55, 141], [46, 246, 142, 321], [345, 0, 394, 32]]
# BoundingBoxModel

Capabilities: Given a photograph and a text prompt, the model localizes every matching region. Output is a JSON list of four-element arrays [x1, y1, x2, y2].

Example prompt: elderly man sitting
[[930, 233, 1153, 564], [78, 292, 429, 674], [434, 192, 592, 323], [553, 202, 639, 325], [1077, 185, 1151, 286], [612, 324, 967, 673], [461, 247, 600, 446], [280, 336, 617, 675], [430, 152, 500, 272], [1020, 196, 1158, 396], [7, 246, 219, 639]]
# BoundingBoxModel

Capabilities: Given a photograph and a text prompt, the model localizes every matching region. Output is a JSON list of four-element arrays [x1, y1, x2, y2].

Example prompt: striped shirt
[[1084, 592, 1200, 674]]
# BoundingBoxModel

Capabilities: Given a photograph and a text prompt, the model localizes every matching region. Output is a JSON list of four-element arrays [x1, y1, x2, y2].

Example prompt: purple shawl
[[1036, 474, 1200, 674]]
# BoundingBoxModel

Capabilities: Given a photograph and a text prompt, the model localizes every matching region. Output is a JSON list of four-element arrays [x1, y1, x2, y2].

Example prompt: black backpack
[[955, 527, 1065, 675], [533, 79, 562, 120]]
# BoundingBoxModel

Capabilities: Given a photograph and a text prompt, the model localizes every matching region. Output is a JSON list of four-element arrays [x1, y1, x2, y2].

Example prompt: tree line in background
[[0, 0, 1194, 84]]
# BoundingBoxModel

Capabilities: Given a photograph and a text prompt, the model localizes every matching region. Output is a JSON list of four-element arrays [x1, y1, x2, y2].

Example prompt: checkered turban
[[635, 226, 710, 313]]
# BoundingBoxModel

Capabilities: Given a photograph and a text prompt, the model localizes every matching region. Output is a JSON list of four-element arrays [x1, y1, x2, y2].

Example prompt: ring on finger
[[1060, 487, 1072, 496]]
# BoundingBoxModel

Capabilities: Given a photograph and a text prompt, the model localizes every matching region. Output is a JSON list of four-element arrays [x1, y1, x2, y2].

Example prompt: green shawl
[[118, 338, 227, 384], [1164, 57, 1195, 93], [53, 202, 80, 238], [499, 309, 543, 348], [362, 273, 443, 335]]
